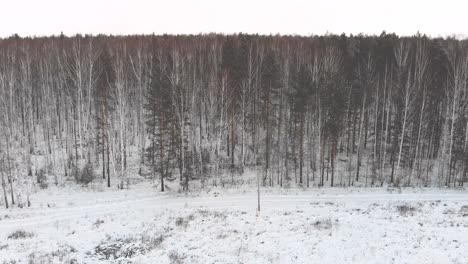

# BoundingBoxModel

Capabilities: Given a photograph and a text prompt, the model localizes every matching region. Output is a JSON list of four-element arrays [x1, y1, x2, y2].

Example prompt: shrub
[[168, 250, 185, 264], [37, 167, 48, 189], [175, 217, 185, 227], [27, 244, 77, 264], [94, 237, 154, 260], [7, 230, 34, 240], [396, 204, 418, 216], [459, 205, 468, 217], [312, 218, 333, 230], [72, 162, 95, 185], [70, 165, 80, 182], [175, 214, 195, 228], [93, 219, 105, 228], [80, 162, 95, 185]]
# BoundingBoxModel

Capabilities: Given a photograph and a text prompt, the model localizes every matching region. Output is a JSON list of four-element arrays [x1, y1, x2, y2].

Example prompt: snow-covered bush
[[70, 165, 80, 182], [72, 162, 95, 185], [36, 167, 48, 189], [93, 235, 161, 260], [175, 214, 195, 228], [7, 230, 34, 240], [80, 162, 95, 185], [396, 204, 419, 216], [312, 218, 333, 230], [459, 205, 468, 217], [27, 244, 77, 264], [169, 250, 185, 264]]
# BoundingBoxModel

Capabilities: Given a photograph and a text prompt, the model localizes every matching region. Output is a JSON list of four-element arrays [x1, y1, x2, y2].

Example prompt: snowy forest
[[1, 32, 468, 206]]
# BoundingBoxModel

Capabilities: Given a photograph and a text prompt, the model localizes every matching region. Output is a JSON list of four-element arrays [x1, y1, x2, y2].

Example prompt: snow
[[1, 185, 468, 263]]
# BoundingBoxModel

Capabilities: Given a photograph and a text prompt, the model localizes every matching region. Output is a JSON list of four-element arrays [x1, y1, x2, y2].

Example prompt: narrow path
[[1, 189, 467, 232]]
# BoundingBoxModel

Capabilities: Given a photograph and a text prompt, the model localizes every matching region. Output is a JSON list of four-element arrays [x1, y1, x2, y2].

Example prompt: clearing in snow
[[1, 186, 468, 263]]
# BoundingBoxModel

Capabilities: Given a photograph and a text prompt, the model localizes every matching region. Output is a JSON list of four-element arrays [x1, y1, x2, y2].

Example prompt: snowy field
[[1, 185, 468, 264]]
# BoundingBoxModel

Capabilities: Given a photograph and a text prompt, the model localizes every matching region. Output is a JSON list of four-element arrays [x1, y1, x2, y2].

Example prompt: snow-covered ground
[[1, 185, 468, 263]]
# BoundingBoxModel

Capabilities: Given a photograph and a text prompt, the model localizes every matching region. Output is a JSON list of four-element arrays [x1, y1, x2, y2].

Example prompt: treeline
[[0, 33, 467, 197]]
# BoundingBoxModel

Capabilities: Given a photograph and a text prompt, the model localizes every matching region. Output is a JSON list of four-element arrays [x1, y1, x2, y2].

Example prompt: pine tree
[[289, 62, 313, 185], [145, 52, 173, 192], [260, 49, 280, 186], [95, 47, 114, 187]]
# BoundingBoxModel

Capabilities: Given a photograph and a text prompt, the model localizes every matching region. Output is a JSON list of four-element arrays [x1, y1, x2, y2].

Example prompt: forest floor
[[1, 184, 468, 263]]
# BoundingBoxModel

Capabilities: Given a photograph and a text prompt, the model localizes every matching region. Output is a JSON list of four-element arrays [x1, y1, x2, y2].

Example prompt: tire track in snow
[[1, 191, 468, 232]]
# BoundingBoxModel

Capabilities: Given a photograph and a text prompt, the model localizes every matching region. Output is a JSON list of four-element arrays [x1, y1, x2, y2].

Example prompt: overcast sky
[[1, 0, 467, 38]]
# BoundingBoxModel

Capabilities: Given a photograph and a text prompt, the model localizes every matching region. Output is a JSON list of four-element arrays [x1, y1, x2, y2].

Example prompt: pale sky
[[1, 0, 467, 38]]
